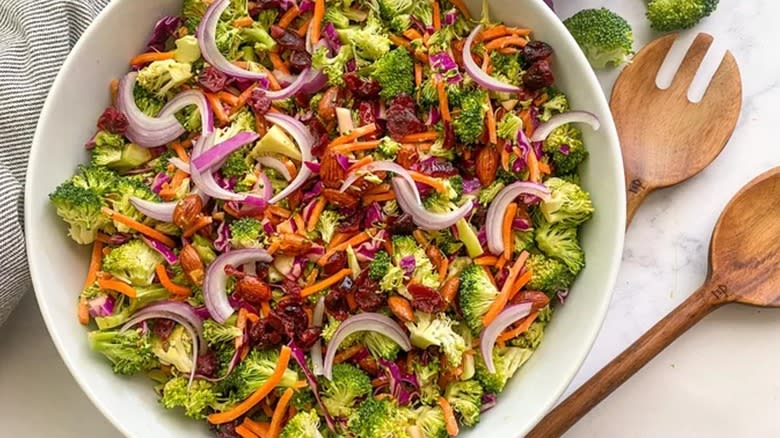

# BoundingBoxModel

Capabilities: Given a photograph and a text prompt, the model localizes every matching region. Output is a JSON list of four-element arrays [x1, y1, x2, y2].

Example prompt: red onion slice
[[191, 133, 250, 201], [129, 189, 207, 222], [311, 297, 325, 375], [485, 182, 551, 255], [256, 156, 293, 181], [529, 111, 601, 142], [116, 73, 184, 147], [168, 157, 190, 173], [158, 89, 215, 136], [392, 177, 473, 231], [264, 113, 315, 204], [191, 132, 260, 172], [463, 25, 522, 94], [340, 160, 422, 204], [204, 249, 273, 323], [323, 313, 411, 380], [479, 303, 533, 373]]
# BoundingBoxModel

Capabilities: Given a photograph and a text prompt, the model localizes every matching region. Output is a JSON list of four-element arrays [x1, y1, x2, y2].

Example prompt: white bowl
[[24, 0, 625, 436]]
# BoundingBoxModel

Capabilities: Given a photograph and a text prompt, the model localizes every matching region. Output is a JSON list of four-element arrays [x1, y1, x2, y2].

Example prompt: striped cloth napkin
[[0, 0, 109, 326]]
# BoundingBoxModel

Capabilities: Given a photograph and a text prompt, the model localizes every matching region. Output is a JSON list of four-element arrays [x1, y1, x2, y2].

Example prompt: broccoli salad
[[49, 0, 599, 436]]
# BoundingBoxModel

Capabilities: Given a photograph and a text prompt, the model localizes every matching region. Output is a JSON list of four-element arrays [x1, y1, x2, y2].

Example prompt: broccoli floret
[[203, 317, 242, 347], [240, 23, 277, 52], [453, 89, 487, 144], [513, 230, 536, 255], [377, 0, 413, 20], [160, 377, 220, 419], [134, 84, 165, 116], [337, 13, 391, 60], [497, 112, 522, 142], [348, 397, 411, 438], [539, 89, 569, 123], [414, 355, 441, 405], [368, 250, 392, 281], [229, 218, 263, 249], [490, 51, 523, 86], [458, 264, 500, 334], [91, 132, 152, 171], [93, 285, 171, 330], [192, 234, 217, 264], [444, 380, 483, 427], [321, 363, 372, 416], [369, 47, 415, 100], [475, 346, 533, 393], [364, 331, 402, 360], [414, 405, 448, 438], [49, 181, 109, 245], [136, 60, 193, 97], [406, 312, 467, 366], [325, 8, 351, 28], [392, 235, 439, 289], [152, 324, 195, 373], [312, 45, 353, 87], [542, 123, 587, 174], [87, 328, 158, 375], [429, 230, 463, 256], [423, 192, 457, 214], [221, 147, 253, 186], [540, 178, 594, 226], [525, 253, 575, 296], [71, 164, 119, 197], [109, 176, 160, 232], [646, 0, 718, 31], [280, 410, 323, 438], [316, 210, 344, 243], [563, 8, 634, 69], [558, 173, 581, 185], [175, 104, 203, 133], [217, 109, 256, 143], [376, 136, 402, 160], [535, 220, 585, 274], [291, 387, 317, 411], [379, 265, 405, 293], [182, 0, 208, 33], [477, 181, 505, 205], [102, 239, 164, 285], [510, 305, 552, 349], [222, 349, 299, 399]]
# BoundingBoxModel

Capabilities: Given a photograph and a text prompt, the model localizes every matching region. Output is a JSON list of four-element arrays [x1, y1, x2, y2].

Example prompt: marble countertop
[[3, 0, 779, 436]]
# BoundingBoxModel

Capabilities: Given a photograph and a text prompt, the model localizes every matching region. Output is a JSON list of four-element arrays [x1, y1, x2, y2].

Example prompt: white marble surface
[[3, 0, 780, 436]]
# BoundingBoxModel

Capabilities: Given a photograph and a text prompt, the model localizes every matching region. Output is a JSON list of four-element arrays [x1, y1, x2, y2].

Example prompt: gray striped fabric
[[0, 0, 109, 326]]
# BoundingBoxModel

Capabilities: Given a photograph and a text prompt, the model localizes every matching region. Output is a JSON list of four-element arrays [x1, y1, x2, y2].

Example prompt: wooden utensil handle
[[626, 176, 651, 227], [525, 283, 724, 438]]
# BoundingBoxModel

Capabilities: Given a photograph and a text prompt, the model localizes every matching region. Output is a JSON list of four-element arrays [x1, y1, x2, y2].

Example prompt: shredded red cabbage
[[288, 342, 337, 432], [321, 22, 342, 54], [214, 221, 230, 252], [151, 172, 171, 194], [462, 177, 482, 194], [87, 295, 115, 318], [399, 256, 416, 276], [378, 359, 419, 406], [146, 16, 182, 52], [142, 235, 179, 264]]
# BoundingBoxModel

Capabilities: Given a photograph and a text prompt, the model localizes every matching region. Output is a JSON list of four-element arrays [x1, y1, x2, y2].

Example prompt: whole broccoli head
[[280, 409, 323, 438], [376, 136, 402, 160], [535, 220, 585, 274], [453, 89, 487, 144], [539, 89, 570, 123], [414, 355, 441, 405], [203, 317, 242, 347], [406, 312, 467, 367], [445, 380, 483, 427], [88, 328, 159, 375], [160, 376, 220, 419], [152, 324, 195, 373], [458, 264, 501, 334], [414, 405, 448, 438], [370, 47, 415, 100], [540, 178, 594, 226], [525, 253, 575, 296], [136, 59, 193, 97], [368, 250, 392, 281], [102, 239, 163, 285], [510, 305, 552, 349], [321, 363, 372, 416], [542, 123, 587, 175], [316, 209, 344, 243], [221, 348, 299, 399], [109, 176, 160, 232], [563, 8, 634, 69], [474, 346, 533, 393], [49, 181, 109, 244], [347, 397, 411, 438], [646, 0, 718, 32], [228, 217, 263, 249], [338, 13, 391, 60], [312, 45, 354, 87]]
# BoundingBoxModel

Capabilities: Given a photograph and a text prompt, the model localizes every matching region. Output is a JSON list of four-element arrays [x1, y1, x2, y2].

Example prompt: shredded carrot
[[439, 397, 460, 436], [409, 171, 447, 193], [507, 26, 533, 36], [182, 215, 213, 238], [497, 310, 539, 343], [483, 251, 529, 326], [539, 160, 552, 175], [233, 16, 254, 27], [159, 169, 187, 200], [305, 268, 319, 286], [267, 388, 294, 438], [327, 232, 349, 250], [311, 0, 325, 44], [95, 233, 112, 244], [533, 92, 549, 106], [130, 51, 174, 65], [296, 16, 312, 37], [485, 35, 529, 50], [269, 53, 290, 75], [436, 80, 451, 122], [110, 79, 119, 105], [403, 28, 423, 41], [389, 34, 411, 50], [218, 91, 240, 106], [293, 213, 306, 236], [278, 5, 299, 28], [268, 205, 292, 218], [527, 147, 540, 182], [474, 255, 498, 266], [415, 63, 422, 86], [329, 123, 377, 147], [84, 240, 104, 288], [335, 344, 364, 363], [500, 145, 510, 172], [482, 48, 492, 73], [508, 269, 533, 301], [346, 292, 358, 311], [486, 96, 497, 145], [520, 109, 534, 138], [306, 197, 326, 232], [413, 230, 428, 247], [206, 92, 229, 125], [242, 419, 269, 438], [364, 183, 391, 195], [333, 140, 381, 153], [438, 257, 449, 282], [236, 308, 249, 349], [362, 191, 395, 205], [235, 425, 259, 438], [448, 0, 471, 18], [156, 264, 191, 297], [97, 278, 138, 298], [495, 255, 507, 271], [171, 141, 189, 162], [498, 47, 519, 55], [477, 25, 507, 42], [484, 266, 498, 287], [264, 67, 282, 91], [261, 399, 275, 418], [347, 156, 373, 173], [502, 202, 517, 261], [261, 301, 272, 317], [432, 0, 441, 31], [401, 131, 438, 143], [101, 207, 176, 247], [78, 300, 90, 325], [300, 268, 352, 297], [230, 83, 259, 115], [318, 231, 372, 265], [246, 312, 260, 324], [208, 346, 292, 424]]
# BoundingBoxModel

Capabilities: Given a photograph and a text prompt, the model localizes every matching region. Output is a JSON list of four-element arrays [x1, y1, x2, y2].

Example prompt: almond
[[396, 143, 418, 169], [318, 86, 342, 121], [179, 244, 205, 286], [476, 144, 499, 186], [320, 150, 345, 188], [511, 290, 551, 310], [173, 195, 203, 229], [234, 276, 272, 304], [322, 188, 358, 209], [277, 233, 313, 255]]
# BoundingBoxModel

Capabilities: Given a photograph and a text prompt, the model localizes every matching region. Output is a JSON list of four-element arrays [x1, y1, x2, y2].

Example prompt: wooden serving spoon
[[611, 32, 741, 225], [526, 167, 780, 437]]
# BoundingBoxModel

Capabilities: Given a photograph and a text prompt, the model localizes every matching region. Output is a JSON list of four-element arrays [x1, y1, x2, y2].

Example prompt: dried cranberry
[[408, 283, 447, 313], [442, 121, 455, 150], [344, 72, 382, 99], [470, 207, 487, 229], [311, 133, 330, 158], [523, 59, 555, 90], [337, 211, 362, 233], [288, 50, 312, 74], [270, 25, 305, 51], [357, 101, 381, 139], [297, 327, 322, 348], [248, 314, 285, 348], [391, 94, 416, 111], [323, 251, 347, 276], [281, 278, 303, 297], [354, 272, 385, 312], [247, 88, 272, 116], [413, 158, 458, 177], [198, 67, 228, 93], [325, 289, 350, 320], [214, 420, 243, 438], [196, 349, 219, 377], [276, 299, 309, 337], [152, 318, 176, 341], [303, 114, 328, 138], [522, 40, 554, 65], [97, 107, 128, 135], [386, 94, 425, 139], [252, 0, 281, 11], [387, 214, 415, 235]]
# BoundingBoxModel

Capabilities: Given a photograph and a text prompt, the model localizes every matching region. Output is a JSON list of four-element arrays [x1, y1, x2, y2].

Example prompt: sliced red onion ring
[[462, 25, 521, 94], [264, 113, 315, 204], [480, 303, 533, 373], [256, 171, 273, 200], [323, 313, 411, 380], [191, 134, 252, 201], [486, 181, 551, 255], [529, 111, 601, 142], [256, 156, 293, 181], [392, 177, 473, 231], [129, 189, 208, 222], [340, 160, 422, 204], [311, 297, 325, 376], [191, 132, 260, 172], [159, 89, 215, 135], [116, 73, 184, 147], [300, 68, 328, 95], [335, 107, 354, 135], [204, 249, 273, 323]]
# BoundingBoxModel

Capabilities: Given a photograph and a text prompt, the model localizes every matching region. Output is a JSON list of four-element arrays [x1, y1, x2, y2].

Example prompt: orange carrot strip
[[218, 91, 240, 106], [246, 312, 260, 324], [264, 67, 282, 91], [484, 266, 498, 287], [438, 256, 449, 282], [539, 160, 551, 175], [486, 97, 497, 145], [261, 301, 272, 317], [206, 92, 229, 125], [130, 51, 175, 65], [364, 183, 391, 195], [527, 147, 540, 182], [243, 419, 270, 438], [502, 202, 517, 261], [293, 213, 306, 236], [389, 34, 411, 50], [409, 171, 447, 193], [347, 156, 373, 173], [495, 255, 507, 271], [474, 255, 498, 266], [500, 145, 510, 172], [415, 63, 422, 87], [401, 132, 438, 143], [413, 230, 428, 247], [78, 300, 90, 325], [439, 397, 460, 436], [498, 47, 519, 55], [485, 36, 528, 50], [172, 141, 189, 162], [235, 425, 259, 438], [101, 207, 176, 247], [208, 346, 292, 424], [317, 231, 371, 265], [311, 0, 325, 44], [296, 16, 312, 37], [278, 6, 300, 28], [159, 169, 187, 200], [267, 388, 294, 438], [182, 215, 213, 238], [233, 16, 255, 27], [97, 278, 138, 298], [305, 268, 319, 286], [497, 310, 539, 343], [432, 0, 441, 31], [448, 0, 471, 18], [300, 268, 352, 297], [508, 269, 533, 301], [327, 232, 349, 250], [333, 140, 382, 153], [477, 25, 507, 42], [362, 191, 395, 205], [269, 53, 290, 75], [482, 251, 529, 326], [230, 83, 259, 115], [506, 26, 533, 36], [436, 80, 451, 122], [329, 123, 377, 147], [268, 205, 292, 218], [156, 264, 191, 297], [403, 28, 423, 41], [261, 400, 275, 418], [84, 240, 104, 288], [306, 197, 327, 232]]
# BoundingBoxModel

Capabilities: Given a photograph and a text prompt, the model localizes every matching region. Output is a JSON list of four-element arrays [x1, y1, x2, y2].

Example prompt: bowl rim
[[24, 1, 626, 436]]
